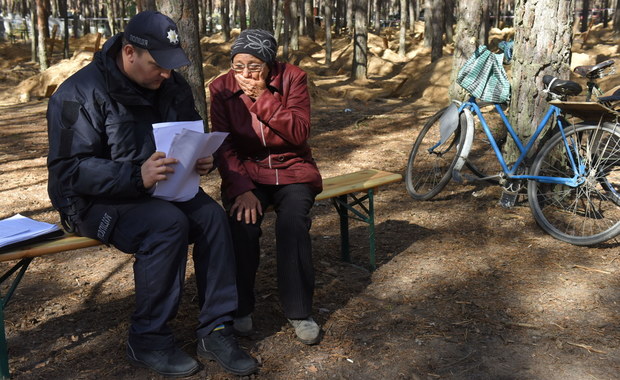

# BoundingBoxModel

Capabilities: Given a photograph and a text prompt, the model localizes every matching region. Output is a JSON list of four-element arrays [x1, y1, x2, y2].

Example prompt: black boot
[[126, 342, 200, 378], [197, 325, 258, 376]]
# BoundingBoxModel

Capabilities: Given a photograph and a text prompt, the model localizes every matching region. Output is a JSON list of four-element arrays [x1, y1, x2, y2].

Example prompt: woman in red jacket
[[209, 29, 323, 345]]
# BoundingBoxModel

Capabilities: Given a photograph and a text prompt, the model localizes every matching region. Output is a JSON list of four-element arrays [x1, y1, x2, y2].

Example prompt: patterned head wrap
[[231, 29, 277, 64]]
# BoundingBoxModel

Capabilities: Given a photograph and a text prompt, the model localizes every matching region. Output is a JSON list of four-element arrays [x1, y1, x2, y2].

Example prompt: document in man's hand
[[152, 120, 228, 202], [0, 214, 63, 250]]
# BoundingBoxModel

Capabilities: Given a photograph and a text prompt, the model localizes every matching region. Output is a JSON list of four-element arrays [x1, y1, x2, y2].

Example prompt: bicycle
[[573, 59, 615, 101], [405, 70, 620, 246]]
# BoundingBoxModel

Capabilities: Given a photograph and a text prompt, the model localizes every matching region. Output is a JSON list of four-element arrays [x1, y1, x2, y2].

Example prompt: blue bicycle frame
[[458, 97, 587, 187]]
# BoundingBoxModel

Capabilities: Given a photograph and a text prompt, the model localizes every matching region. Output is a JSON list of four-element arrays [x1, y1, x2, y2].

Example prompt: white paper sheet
[[152, 121, 227, 202], [0, 214, 61, 249]]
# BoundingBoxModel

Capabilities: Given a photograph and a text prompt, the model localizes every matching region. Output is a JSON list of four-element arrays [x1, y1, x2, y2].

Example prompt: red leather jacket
[[209, 62, 322, 201]]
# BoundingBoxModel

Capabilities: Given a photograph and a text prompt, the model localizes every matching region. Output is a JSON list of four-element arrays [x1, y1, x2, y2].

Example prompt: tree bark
[[104, 0, 115, 35], [351, 0, 367, 79], [444, 0, 455, 43], [289, 0, 299, 50], [156, 0, 208, 127], [399, 0, 406, 56], [580, 0, 589, 32], [237, 0, 247, 30], [249, 0, 273, 32], [304, 0, 315, 40], [35, 0, 48, 70], [425, 0, 444, 62], [506, 0, 575, 161], [614, 0, 620, 32], [449, 0, 483, 101], [324, 0, 333, 63], [221, 0, 230, 41]]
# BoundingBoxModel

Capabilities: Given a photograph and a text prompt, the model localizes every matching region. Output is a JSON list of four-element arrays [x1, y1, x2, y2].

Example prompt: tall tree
[[283, 0, 292, 58], [507, 0, 574, 160], [237, 0, 247, 30], [156, 0, 208, 125], [221, 0, 230, 40], [137, 0, 157, 11], [448, 0, 483, 101], [479, 0, 491, 45], [444, 0, 455, 43], [614, 0, 620, 31], [304, 0, 315, 40], [399, 0, 406, 56], [58, 0, 69, 58], [249, 0, 272, 31], [324, 0, 333, 63], [274, 0, 285, 41], [580, 0, 589, 32], [351, 0, 368, 79], [104, 0, 116, 35], [373, 0, 381, 32], [425, 0, 444, 62], [35, 0, 48, 70], [289, 0, 299, 50]]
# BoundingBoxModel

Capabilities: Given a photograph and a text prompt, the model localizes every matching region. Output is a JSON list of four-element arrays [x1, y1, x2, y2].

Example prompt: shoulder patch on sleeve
[[61, 100, 81, 127]]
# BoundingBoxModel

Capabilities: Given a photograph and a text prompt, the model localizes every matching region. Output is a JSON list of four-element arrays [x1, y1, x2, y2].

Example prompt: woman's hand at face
[[235, 71, 267, 99]]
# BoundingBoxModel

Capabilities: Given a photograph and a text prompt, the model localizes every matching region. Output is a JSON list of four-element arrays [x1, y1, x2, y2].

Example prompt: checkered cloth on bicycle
[[457, 45, 511, 103]]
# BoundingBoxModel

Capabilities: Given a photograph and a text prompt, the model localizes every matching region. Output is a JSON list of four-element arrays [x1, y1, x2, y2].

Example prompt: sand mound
[[1, 23, 619, 106]]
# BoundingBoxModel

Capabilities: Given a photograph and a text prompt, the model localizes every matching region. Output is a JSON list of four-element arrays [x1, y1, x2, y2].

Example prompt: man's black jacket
[[46, 33, 200, 230]]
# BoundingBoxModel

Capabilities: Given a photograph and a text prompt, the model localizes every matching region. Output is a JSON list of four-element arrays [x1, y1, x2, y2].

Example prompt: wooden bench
[[0, 168, 401, 378]]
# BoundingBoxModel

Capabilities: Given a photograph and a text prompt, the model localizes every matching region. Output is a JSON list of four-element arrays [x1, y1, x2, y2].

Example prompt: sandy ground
[[1, 23, 620, 380]]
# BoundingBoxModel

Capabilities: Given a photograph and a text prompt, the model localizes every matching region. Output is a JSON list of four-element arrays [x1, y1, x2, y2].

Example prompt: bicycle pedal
[[499, 190, 518, 208]]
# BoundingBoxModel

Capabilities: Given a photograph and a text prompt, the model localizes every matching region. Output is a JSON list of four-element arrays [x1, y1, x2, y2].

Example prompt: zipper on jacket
[[259, 122, 272, 169], [259, 121, 279, 185]]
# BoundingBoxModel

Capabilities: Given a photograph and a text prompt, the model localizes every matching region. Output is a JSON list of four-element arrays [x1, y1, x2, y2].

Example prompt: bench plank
[[0, 235, 102, 263], [316, 169, 403, 201]]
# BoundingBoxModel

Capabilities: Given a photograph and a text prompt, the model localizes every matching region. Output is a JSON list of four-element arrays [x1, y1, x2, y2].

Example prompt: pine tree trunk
[[399, 0, 406, 56], [506, 0, 574, 162], [237, 0, 247, 30], [304, 0, 315, 40], [250, 0, 272, 32], [351, 0, 367, 79], [221, 0, 231, 41], [290, 0, 299, 50], [156, 0, 208, 126], [449, 0, 483, 101], [426, 0, 444, 62], [35, 0, 48, 70], [324, 0, 333, 63]]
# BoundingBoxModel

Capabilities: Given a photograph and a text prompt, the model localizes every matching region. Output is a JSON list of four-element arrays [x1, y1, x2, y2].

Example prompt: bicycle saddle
[[573, 59, 615, 79], [543, 75, 582, 97]]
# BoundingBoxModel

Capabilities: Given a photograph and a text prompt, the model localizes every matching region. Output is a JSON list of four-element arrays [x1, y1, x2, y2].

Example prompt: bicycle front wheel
[[405, 106, 467, 200], [528, 123, 620, 245]]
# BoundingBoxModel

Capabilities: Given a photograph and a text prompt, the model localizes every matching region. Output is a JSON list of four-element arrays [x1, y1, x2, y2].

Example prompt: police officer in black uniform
[[46, 11, 258, 378]]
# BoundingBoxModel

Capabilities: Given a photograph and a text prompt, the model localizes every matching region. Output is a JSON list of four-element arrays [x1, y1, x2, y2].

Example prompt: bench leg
[[334, 195, 350, 262], [367, 188, 376, 270], [0, 258, 34, 379], [330, 189, 377, 270]]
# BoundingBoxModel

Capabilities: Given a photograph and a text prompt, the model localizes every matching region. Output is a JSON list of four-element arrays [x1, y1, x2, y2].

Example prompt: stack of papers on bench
[[0, 214, 63, 250]]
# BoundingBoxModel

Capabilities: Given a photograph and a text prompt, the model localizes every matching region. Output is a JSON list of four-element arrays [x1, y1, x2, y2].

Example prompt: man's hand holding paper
[[151, 120, 227, 201]]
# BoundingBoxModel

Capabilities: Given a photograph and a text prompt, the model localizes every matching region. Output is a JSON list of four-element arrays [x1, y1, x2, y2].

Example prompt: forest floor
[[1, 23, 620, 380]]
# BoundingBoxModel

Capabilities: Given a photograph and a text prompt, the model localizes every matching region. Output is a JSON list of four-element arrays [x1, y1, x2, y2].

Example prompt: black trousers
[[226, 183, 316, 319], [75, 188, 238, 350]]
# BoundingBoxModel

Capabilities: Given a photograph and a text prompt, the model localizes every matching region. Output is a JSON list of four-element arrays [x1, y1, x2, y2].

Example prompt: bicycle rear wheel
[[528, 123, 620, 245], [405, 106, 467, 200]]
